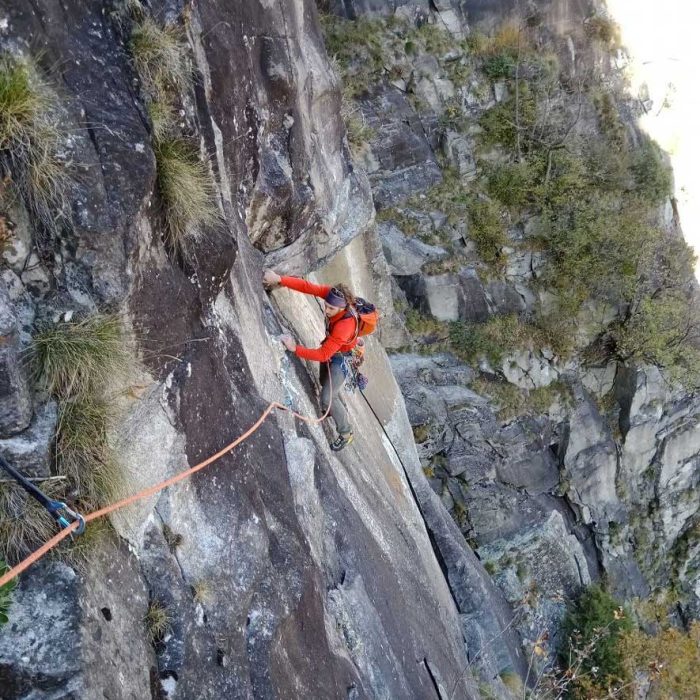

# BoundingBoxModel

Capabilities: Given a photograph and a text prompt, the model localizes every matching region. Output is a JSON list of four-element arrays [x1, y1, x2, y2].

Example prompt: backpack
[[353, 298, 379, 337], [329, 298, 379, 341]]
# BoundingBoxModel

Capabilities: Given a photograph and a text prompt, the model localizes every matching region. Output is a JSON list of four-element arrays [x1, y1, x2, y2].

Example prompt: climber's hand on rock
[[263, 269, 281, 287], [280, 334, 296, 352]]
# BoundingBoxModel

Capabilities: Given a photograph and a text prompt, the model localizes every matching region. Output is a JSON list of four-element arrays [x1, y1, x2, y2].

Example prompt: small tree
[[558, 586, 633, 697]]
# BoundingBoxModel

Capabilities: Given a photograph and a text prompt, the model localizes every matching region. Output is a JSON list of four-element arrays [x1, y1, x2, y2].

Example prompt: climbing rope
[[0, 365, 332, 589]]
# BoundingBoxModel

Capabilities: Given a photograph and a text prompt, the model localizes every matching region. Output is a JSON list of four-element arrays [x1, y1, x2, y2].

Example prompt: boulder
[[479, 510, 591, 657], [486, 280, 526, 315], [410, 54, 455, 110], [441, 130, 477, 178], [562, 383, 621, 526], [378, 222, 447, 275], [501, 350, 559, 389]]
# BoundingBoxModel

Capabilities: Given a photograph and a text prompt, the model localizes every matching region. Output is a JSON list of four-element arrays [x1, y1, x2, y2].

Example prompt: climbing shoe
[[330, 432, 354, 451]]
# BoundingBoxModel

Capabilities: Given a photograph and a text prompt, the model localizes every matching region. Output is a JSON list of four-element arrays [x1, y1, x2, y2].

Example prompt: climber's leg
[[321, 358, 352, 438]]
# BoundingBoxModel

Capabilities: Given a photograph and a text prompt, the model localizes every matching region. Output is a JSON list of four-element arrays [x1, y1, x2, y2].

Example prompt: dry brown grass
[[155, 138, 219, 251]]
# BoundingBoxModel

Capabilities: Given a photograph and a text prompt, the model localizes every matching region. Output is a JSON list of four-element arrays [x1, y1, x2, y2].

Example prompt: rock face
[[1, 1, 698, 699], [0, 1, 496, 698], [329, 0, 699, 642], [359, 86, 443, 209], [391, 353, 600, 652]]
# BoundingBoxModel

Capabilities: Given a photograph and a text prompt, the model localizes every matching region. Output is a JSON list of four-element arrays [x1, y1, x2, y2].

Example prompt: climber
[[263, 268, 358, 451]]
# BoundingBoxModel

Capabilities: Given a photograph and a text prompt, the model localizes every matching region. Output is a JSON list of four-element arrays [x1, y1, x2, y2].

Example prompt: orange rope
[[0, 367, 334, 589]]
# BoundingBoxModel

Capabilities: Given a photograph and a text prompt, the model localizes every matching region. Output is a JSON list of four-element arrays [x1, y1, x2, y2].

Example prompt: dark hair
[[333, 283, 356, 307]]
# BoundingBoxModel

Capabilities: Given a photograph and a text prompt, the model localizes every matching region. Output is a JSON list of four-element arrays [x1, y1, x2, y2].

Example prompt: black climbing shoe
[[330, 433, 354, 451]]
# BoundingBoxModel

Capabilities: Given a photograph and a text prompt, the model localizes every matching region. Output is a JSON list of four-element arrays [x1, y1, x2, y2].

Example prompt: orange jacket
[[280, 276, 358, 362]]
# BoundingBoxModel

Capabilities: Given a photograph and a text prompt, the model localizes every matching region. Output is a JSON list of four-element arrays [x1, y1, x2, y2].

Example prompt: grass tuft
[[162, 524, 183, 551], [155, 138, 219, 250], [145, 600, 171, 645], [0, 481, 62, 563], [130, 18, 192, 99], [147, 100, 176, 142], [55, 397, 123, 510], [31, 314, 132, 400], [0, 55, 52, 150], [18, 313, 133, 540], [341, 93, 374, 159], [191, 579, 212, 605], [58, 517, 114, 572], [0, 53, 70, 239]]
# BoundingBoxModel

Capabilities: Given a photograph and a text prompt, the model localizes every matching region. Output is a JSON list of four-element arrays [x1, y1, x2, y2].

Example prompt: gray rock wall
[[0, 1, 487, 698], [333, 0, 699, 634]]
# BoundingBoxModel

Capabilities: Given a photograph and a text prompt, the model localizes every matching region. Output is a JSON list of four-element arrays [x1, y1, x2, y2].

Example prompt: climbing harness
[[341, 342, 368, 393], [0, 455, 85, 534]]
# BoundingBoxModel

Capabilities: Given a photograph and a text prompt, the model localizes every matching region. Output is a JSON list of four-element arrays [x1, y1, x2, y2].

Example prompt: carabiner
[[48, 501, 86, 535]]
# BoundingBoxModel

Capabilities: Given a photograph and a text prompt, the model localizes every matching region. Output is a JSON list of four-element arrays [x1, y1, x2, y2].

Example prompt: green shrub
[[630, 137, 672, 206], [613, 293, 700, 388], [471, 376, 568, 420], [31, 314, 131, 400], [479, 86, 538, 151], [411, 170, 506, 268], [412, 22, 453, 56], [483, 559, 498, 575], [483, 52, 515, 81], [130, 17, 191, 98], [593, 89, 627, 151], [341, 94, 374, 158], [445, 59, 472, 87], [404, 308, 448, 343], [320, 15, 390, 97], [471, 376, 526, 419], [620, 623, 700, 699], [585, 15, 621, 48], [417, 168, 466, 219], [0, 558, 17, 624], [375, 207, 420, 236], [559, 585, 633, 697], [485, 160, 540, 209], [467, 198, 507, 267], [155, 138, 219, 250], [438, 98, 469, 132], [449, 315, 531, 366], [536, 189, 657, 315]]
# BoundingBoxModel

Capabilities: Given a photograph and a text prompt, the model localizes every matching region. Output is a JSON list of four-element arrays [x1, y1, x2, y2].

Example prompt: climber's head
[[324, 284, 355, 317]]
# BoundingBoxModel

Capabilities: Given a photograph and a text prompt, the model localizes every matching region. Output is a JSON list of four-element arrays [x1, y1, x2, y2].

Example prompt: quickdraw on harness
[[342, 339, 368, 393], [0, 455, 85, 535]]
